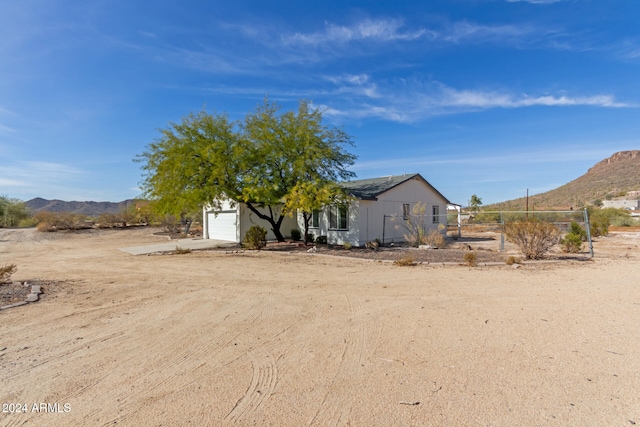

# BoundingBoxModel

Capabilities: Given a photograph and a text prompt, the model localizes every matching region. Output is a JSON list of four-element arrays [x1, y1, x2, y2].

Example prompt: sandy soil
[[0, 227, 639, 426]]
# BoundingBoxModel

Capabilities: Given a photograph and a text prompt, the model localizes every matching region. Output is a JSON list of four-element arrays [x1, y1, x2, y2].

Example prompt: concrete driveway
[[119, 238, 237, 255]]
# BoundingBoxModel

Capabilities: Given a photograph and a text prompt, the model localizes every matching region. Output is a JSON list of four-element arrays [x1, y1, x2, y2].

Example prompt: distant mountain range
[[488, 150, 640, 210], [24, 151, 640, 215], [25, 198, 138, 216]]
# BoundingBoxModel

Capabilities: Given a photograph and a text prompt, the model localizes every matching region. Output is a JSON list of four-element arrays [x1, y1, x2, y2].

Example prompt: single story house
[[301, 173, 451, 246], [202, 199, 298, 243], [203, 173, 452, 246]]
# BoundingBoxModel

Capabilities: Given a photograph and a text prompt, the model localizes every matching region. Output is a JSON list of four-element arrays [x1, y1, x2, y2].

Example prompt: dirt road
[[1, 228, 639, 426]]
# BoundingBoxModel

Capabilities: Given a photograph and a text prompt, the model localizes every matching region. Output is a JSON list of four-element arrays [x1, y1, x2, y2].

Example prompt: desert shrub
[[173, 246, 192, 255], [290, 229, 301, 241], [18, 217, 39, 228], [610, 215, 637, 227], [424, 229, 446, 248], [243, 225, 267, 250], [315, 235, 327, 244], [394, 253, 416, 266], [0, 197, 31, 227], [33, 211, 88, 231], [343, 242, 352, 250], [463, 252, 477, 267], [0, 263, 17, 283], [505, 255, 521, 265], [504, 220, 561, 260], [97, 213, 128, 228], [560, 232, 583, 253], [568, 222, 588, 241]]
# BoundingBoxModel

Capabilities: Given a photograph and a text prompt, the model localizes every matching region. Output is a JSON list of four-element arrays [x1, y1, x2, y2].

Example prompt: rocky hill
[[25, 198, 138, 216], [489, 150, 640, 210]]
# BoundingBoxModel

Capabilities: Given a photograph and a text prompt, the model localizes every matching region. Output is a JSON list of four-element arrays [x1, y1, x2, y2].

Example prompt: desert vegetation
[[504, 220, 562, 260], [0, 263, 17, 283]]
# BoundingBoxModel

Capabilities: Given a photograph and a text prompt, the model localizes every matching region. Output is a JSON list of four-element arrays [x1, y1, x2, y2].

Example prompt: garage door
[[206, 210, 237, 242]]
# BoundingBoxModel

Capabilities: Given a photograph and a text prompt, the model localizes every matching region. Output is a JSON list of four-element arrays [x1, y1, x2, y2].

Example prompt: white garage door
[[207, 211, 238, 242]]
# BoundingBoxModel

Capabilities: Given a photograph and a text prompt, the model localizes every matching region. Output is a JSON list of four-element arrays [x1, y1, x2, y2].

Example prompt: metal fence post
[[584, 208, 594, 257], [500, 211, 505, 252]]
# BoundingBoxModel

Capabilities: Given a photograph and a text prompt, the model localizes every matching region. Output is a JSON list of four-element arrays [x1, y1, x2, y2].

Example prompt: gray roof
[[340, 173, 451, 203]]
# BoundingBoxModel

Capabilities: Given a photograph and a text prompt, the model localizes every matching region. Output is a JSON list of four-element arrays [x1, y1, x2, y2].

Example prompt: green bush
[[243, 225, 267, 249], [560, 232, 583, 253], [290, 229, 301, 241], [0, 197, 31, 227], [569, 222, 587, 241], [504, 220, 561, 260], [343, 242, 352, 250]]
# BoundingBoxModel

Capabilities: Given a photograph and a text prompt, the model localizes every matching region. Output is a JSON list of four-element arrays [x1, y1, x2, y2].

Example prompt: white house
[[203, 173, 452, 246], [203, 199, 298, 243], [300, 173, 452, 246]]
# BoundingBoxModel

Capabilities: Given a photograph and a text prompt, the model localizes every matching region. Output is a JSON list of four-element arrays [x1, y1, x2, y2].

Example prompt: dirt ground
[[0, 227, 639, 426]]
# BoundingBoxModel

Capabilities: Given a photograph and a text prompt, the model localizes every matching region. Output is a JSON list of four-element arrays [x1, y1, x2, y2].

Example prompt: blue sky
[[1, 0, 639, 205]]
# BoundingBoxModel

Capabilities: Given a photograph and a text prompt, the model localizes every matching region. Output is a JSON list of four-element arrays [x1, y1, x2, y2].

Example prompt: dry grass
[[0, 263, 17, 283], [394, 253, 416, 266], [463, 252, 477, 267]]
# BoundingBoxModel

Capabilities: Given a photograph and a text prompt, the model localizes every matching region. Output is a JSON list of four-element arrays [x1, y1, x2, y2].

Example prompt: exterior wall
[[297, 176, 449, 247], [361, 177, 448, 245], [238, 204, 298, 242], [203, 199, 240, 241], [203, 199, 298, 242], [297, 200, 360, 246], [602, 199, 640, 210]]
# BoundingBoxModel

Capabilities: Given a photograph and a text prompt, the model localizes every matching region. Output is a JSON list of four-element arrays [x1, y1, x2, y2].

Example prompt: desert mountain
[[25, 198, 138, 216], [489, 150, 640, 210]]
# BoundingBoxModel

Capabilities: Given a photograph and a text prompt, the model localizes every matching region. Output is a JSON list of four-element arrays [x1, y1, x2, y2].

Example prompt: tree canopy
[[136, 99, 356, 241]]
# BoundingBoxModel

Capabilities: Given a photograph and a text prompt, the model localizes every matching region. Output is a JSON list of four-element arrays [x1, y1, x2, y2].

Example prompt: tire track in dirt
[[308, 293, 367, 426], [224, 290, 281, 423], [224, 345, 279, 423]]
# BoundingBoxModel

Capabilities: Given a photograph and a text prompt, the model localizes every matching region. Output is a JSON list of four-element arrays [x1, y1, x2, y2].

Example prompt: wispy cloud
[[318, 79, 631, 123], [442, 21, 539, 43], [282, 18, 431, 46], [506, 0, 563, 4]]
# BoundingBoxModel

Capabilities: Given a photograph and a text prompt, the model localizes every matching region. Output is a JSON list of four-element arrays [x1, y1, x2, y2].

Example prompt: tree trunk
[[244, 202, 286, 242], [302, 212, 311, 245]]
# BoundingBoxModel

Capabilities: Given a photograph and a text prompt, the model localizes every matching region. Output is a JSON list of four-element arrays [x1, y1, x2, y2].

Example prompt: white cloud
[[506, 0, 563, 4], [443, 21, 537, 43], [283, 18, 430, 46], [319, 79, 632, 123]]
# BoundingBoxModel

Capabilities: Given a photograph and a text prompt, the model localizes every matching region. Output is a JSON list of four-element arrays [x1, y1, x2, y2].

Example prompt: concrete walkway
[[119, 238, 237, 255]]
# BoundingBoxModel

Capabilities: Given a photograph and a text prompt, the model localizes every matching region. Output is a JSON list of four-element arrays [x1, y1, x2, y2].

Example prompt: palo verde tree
[[284, 180, 347, 245], [136, 99, 356, 242]]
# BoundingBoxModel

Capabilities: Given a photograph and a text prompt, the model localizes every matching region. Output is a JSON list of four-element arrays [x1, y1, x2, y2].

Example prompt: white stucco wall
[[297, 176, 449, 247], [204, 200, 298, 242]]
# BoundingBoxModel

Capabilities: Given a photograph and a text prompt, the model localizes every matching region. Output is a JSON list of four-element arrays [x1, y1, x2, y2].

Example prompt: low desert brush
[[505, 255, 521, 265], [424, 229, 446, 248], [0, 263, 17, 284], [394, 254, 416, 266], [463, 252, 477, 267], [174, 246, 192, 255], [504, 220, 561, 260], [243, 225, 267, 250]]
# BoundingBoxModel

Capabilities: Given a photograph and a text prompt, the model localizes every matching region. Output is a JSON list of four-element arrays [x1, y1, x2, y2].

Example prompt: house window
[[329, 204, 348, 230], [432, 205, 440, 224], [402, 204, 410, 220], [311, 210, 320, 228]]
